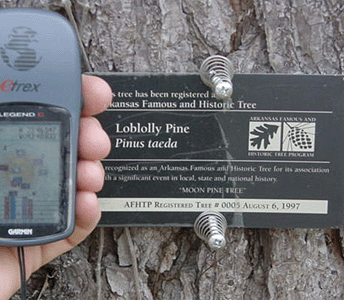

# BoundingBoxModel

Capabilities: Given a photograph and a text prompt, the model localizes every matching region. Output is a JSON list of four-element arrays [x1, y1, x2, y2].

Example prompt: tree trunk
[[3, 0, 344, 299]]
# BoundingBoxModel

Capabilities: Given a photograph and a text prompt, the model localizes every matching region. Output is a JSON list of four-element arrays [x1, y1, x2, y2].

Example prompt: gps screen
[[0, 123, 61, 224]]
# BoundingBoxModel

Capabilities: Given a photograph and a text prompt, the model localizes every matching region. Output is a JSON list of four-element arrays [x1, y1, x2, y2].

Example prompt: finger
[[67, 191, 101, 248], [77, 160, 105, 192], [0, 247, 23, 298], [78, 117, 111, 160], [82, 74, 112, 117], [40, 191, 101, 265]]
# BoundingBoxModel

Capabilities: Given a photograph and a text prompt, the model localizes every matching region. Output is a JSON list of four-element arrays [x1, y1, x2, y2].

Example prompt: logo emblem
[[8, 228, 33, 235], [0, 27, 42, 71], [249, 122, 281, 151], [248, 121, 316, 153], [282, 122, 316, 152]]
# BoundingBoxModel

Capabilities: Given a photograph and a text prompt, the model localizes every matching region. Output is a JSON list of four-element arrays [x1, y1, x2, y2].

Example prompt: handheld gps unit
[[0, 9, 81, 246]]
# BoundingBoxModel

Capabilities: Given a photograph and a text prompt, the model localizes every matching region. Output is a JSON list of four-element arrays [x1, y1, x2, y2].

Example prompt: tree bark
[[2, 0, 344, 299]]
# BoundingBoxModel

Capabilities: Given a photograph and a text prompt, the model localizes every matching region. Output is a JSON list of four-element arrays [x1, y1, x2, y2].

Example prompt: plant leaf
[[250, 124, 279, 149]]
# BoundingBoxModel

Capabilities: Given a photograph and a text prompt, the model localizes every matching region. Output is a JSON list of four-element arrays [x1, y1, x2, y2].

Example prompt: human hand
[[0, 75, 112, 300]]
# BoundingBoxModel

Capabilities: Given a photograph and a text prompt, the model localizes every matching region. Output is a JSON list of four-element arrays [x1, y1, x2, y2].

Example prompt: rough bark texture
[[2, 0, 344, 299]]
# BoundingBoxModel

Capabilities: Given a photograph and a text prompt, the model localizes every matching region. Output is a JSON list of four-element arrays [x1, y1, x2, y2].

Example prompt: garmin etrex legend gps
[[0, 8, 81, 247]]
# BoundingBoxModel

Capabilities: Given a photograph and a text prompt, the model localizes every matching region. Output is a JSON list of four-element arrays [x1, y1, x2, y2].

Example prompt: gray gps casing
[[0, 8, 81, 246]]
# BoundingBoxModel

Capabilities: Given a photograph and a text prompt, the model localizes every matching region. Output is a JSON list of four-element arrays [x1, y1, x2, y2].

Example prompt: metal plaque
[[94, 73, 344, 228]]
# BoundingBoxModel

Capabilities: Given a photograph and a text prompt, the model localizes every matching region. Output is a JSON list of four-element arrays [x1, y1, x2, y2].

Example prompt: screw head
[[208, 234, 226, 251], [214, 81, 233, 101]]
